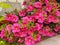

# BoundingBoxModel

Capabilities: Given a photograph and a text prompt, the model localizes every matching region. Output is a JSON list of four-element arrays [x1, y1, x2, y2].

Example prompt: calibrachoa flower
[[19, 28, 27, 37], [12, 23, 20, 33], [54, 24, 60, 32], [6, 24, 12, 35], [46, 5, 52, 12], [6, 14, 19, 22], [26, 5, 33, 12], [55, 10, 60, 16], [38, 13, 45, 23], [25, 36, 35, 45], [34, 34, 41, 43], [35, 23, 43, 31], [19, 10, 26, 17], [0, 0, 60, 45], [0, 28, 5, 38], [34, 2, 42, 8]]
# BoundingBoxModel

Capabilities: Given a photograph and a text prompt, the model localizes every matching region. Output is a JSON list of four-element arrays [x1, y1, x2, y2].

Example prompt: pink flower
[[44, 0, 49, 5], [34, 34, 41, 43], [38, 13, 44, 23], [23, 1, 26, 5], [0, 28, 5, 38], [25, 36, 35, 45], [6, 14, 12, 21], [35, 23, 43, 31], [56, 10, 60, 16], [46, 5, 52, 12], [19, 10, 26, 17], [34, 2, 42, 8], [12, 23, 20, 33], [6, 24, 11, 34], [19, 28, 27, 37], [45, 26, 50, 31], [54, 24, 60, 32], [18, 38, 24, 43], [34, 12, 40, 19], [26, 5, 33, 12], [52, 17, 59, 23], [47, 32, 55, 37], [6, 14, 19, 22], [27, 27, 36, 35], [30, 16, 36, 22], [47, 15, 54, 23], [22, 16, 30, 24]]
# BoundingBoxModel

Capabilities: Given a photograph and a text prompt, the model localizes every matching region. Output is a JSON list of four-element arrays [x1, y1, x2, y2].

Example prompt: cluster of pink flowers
[[0, 0, 60, 45]]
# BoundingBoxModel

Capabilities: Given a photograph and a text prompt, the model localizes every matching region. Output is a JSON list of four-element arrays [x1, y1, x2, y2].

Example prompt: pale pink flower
[[18, 38, 24, 43], [0, 28, 5, 38], [6, 24, 11, 34]]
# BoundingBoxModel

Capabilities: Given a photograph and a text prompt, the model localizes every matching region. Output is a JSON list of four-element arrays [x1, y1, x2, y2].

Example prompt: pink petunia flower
[[34, 34, 41, 43], [55, 10, 60, 16], [30, 15, 36, 22], [25, 36, 35, 45], [6, 24, 12, 35], [34, 2, 42, 8], [46, 5, 52, 12], [6, 14, 19, 22], [22, 16, 30, 24], [12, 23, 20, 33], [35, 23, 43, 31], [19, 28, 27, 37], [38, 13, 45, 23], [47, 32, 55, 37], [27, 27, 35, 35], [19, 10, 26, 17], [47, 15, 54, 23], [0, 28, 5, 38], [26, 5, 33, 12], [54, 24, 60, 32]]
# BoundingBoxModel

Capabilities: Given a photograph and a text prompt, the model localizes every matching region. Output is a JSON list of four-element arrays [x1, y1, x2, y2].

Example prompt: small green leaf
[[0, 41, 6, 45], [0, 24, 6, 30], [0, 2, 11, 8], [58, 3, 60, 7], [0, 16, 5, 22]]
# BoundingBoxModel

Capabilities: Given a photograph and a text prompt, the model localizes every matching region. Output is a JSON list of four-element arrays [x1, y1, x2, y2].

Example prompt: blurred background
[[0, 0, 24, 15]]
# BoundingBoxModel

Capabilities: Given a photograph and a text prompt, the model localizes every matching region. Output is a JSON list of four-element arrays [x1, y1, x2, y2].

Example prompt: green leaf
[[0, 24, 6, 30], [0, 2, 11, 8], [58, 3, 60, 7], [0, 41, 6, 45], [0, 16, 5, 22], [12, 42, 18, 45]]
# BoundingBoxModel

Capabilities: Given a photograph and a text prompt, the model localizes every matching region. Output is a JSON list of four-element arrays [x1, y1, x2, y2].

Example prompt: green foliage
[[0, 2, 11, 8], [0, 41, 7, 45], [0, 16, 5, 22], [58, 3, 60, 7], [0, 24, 6, 30]]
